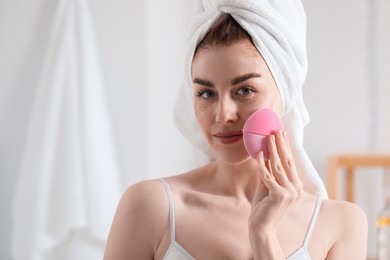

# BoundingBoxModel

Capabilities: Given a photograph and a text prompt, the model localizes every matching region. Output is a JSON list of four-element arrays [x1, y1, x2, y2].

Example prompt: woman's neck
[[211, 157, 260, 204]]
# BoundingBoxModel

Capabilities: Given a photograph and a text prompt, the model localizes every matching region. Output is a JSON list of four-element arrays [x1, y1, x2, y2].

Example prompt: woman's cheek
[[194, 101, 213, 127]]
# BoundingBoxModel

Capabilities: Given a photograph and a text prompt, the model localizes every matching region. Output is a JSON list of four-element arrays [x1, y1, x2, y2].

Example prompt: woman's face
[[191, 39, 282, 164]]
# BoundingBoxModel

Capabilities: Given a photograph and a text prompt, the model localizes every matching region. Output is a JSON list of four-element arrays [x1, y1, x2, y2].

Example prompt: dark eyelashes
[[195, 90, 206, 96], [241, 86, 256, 92], [195, 89, 216, 98], [194, 86, 257, 98], [236, 86, 257, 95]]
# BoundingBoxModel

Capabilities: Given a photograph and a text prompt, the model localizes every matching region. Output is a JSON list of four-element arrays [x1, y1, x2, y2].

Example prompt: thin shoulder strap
[[159, 178, 176, 244], [303, 198, 324, 247]]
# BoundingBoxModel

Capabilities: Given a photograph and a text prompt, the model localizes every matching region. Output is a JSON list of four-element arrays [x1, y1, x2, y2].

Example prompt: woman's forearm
[[250, 230, 285, 260]]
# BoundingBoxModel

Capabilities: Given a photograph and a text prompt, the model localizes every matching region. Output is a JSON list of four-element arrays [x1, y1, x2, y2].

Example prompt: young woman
[[104, 3, 367, 260]]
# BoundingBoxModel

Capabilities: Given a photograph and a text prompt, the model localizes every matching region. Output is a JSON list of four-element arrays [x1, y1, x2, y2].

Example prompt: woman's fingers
[[251, 152, 268, 205], [254, 130, 304, 205], [267, 134, 290, 187], [257, 152, 280, 192], [274, 130, 301, 186]]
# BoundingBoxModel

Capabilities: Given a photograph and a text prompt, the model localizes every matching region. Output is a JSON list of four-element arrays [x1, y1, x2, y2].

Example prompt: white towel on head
[[174, 0, 327, 198]]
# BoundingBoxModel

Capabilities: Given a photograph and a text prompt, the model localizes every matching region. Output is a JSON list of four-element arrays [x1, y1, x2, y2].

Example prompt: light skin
[[104, 39, 368, 259]]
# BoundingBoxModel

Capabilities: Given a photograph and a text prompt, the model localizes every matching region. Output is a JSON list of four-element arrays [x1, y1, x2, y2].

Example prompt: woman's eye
[[197, 90, 216, 99], [237, 87, 254, 95]]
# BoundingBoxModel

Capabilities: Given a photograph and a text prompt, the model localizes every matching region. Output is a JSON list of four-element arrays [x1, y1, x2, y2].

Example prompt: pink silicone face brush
[[243, 108, 284, 160]]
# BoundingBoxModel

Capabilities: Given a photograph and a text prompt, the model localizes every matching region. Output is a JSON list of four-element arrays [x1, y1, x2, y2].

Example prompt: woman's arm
[[103, 181, 166, 260], [249, 228, 285, 259], [325, 201, 368, 260]]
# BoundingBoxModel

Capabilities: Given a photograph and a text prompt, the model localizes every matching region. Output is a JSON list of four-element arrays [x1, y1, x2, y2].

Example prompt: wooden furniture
[[327, 154, 390, 201]]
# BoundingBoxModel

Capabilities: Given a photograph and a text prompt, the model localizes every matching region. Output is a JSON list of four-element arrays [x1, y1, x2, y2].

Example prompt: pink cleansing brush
[[243, 108, 284, 160]]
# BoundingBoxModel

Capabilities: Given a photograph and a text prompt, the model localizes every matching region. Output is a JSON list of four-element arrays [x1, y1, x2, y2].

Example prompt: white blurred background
[[0, 0, 389, 259]]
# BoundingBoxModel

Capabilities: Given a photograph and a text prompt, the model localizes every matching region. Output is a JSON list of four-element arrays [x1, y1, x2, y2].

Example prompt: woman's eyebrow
[[193, 78, 214, 88], [193, 73, 261, 87], [231, 73, 261, 85]]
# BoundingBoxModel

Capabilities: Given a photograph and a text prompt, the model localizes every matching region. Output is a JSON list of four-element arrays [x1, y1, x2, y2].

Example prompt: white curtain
[[11, 0, 122, 259]]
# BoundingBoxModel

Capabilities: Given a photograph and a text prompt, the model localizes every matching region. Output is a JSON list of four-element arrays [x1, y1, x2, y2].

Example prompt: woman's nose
[[216, 97, 238, 125]]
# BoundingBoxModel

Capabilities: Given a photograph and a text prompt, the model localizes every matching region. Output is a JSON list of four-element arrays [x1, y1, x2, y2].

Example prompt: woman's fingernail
[[270, 135, 275, 142]]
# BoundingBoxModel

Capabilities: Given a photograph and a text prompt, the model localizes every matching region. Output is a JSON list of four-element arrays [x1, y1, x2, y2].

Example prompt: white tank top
[[159, 178, 323, 260]]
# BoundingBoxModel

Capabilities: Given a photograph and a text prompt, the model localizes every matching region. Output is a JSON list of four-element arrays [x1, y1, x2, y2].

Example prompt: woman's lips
[[213, 131, 243, 144]]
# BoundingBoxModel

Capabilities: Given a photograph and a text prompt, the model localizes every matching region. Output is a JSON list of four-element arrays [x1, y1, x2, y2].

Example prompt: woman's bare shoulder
[[119, 179, 169, 220], [319, 199, 368, 259], [122, 163, 209, 206], [321, 199, 367, 223], [104, 179, 169, 259], [320, 199, 367, 233], [117, 168, 207, 219]]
